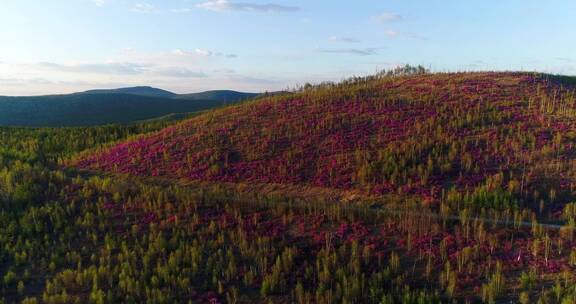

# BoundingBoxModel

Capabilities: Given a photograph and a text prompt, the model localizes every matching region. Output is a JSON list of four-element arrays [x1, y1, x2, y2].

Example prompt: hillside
[[76, 72, 576, 213], [0, 88, 257, 127], [7, 71, 576, 303], [174, 90, 259, 102]]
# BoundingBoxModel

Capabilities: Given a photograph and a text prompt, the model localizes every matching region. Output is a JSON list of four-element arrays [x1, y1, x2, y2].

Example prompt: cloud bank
[[319, 48, 379, 56], [196, 0, 300, 13], [373, 12, 402, 23]]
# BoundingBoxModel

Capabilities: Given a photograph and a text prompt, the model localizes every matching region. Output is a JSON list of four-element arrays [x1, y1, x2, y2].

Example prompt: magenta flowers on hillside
[[74, 72, 576, 213]]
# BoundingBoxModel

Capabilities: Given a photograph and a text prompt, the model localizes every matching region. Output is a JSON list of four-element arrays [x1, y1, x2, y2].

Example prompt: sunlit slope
[[75, 72, 576, 210]]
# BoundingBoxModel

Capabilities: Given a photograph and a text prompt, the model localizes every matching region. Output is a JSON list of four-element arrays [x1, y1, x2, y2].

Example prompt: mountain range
[[0, 87, 260, 127]]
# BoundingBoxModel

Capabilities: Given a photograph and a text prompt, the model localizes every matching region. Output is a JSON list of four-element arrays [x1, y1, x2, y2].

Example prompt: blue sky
[[0, 0, 574, 95]]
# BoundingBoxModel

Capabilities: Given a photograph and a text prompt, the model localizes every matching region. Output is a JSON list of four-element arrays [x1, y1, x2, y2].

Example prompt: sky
[[0, 0, 575, 96]]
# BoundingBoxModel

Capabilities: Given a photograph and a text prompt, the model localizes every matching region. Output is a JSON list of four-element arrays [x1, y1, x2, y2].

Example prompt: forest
[[0, 89, 256, 127], [3, 69, 576, 303]]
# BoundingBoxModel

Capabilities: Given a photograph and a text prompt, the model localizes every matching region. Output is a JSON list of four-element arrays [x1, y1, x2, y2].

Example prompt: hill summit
[[75, 72, 576, 211], [79, 86, 177, 98]]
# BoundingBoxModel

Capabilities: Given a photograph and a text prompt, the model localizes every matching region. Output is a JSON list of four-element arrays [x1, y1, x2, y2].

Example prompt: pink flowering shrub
[[73, 72, 576, 213]]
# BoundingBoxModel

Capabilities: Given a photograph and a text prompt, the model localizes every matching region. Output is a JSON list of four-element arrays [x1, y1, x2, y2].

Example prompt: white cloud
[[171, 49, 187, 56], [34, 61, 206, 78], [0, 59, 282, 96], [120, 47, 136, 54], [92, 0, 106, 7], [328, 36, 360, 43], [385, 30, 426, 40], [37, 62, 152, 75], [213, 68, 236, 74], [555, 57, 574, 63], [224, 74, 280, 85], [373, 12, 402, 23], [385, 30, 399, 37], [132, 3, 155, 13], [319, 48, 379, 56], [195, 48, 213, 57], [155, 67, 207, 78], [196, 0, 300, 13], [170, 8, 193, 13], [171, 48, 238, 58]]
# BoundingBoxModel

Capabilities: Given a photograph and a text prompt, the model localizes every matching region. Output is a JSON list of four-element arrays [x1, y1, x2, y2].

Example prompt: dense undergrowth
[[4, 70, 576, 303], [75, 71, 576, 219]]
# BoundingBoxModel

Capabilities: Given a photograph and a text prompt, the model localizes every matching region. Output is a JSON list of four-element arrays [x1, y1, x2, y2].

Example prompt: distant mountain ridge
[[175, 90, 259, 102], [0, 87, 261, 127], [78, 86, 177, 98], [76, 87, 259, 102]]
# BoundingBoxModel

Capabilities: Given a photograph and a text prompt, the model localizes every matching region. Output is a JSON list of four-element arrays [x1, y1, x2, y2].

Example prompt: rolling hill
[[79, 87, 259, 101], [75, 71, 576, 213], [0, 88, 258, 127], [79, 86, 177, 98]]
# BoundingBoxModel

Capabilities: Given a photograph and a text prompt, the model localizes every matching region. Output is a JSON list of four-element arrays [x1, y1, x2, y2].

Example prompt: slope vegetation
[[75, 72, 576, 212]]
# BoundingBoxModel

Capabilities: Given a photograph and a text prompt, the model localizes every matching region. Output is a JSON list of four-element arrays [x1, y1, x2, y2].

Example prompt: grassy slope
[[75, 72, 576, 214]]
